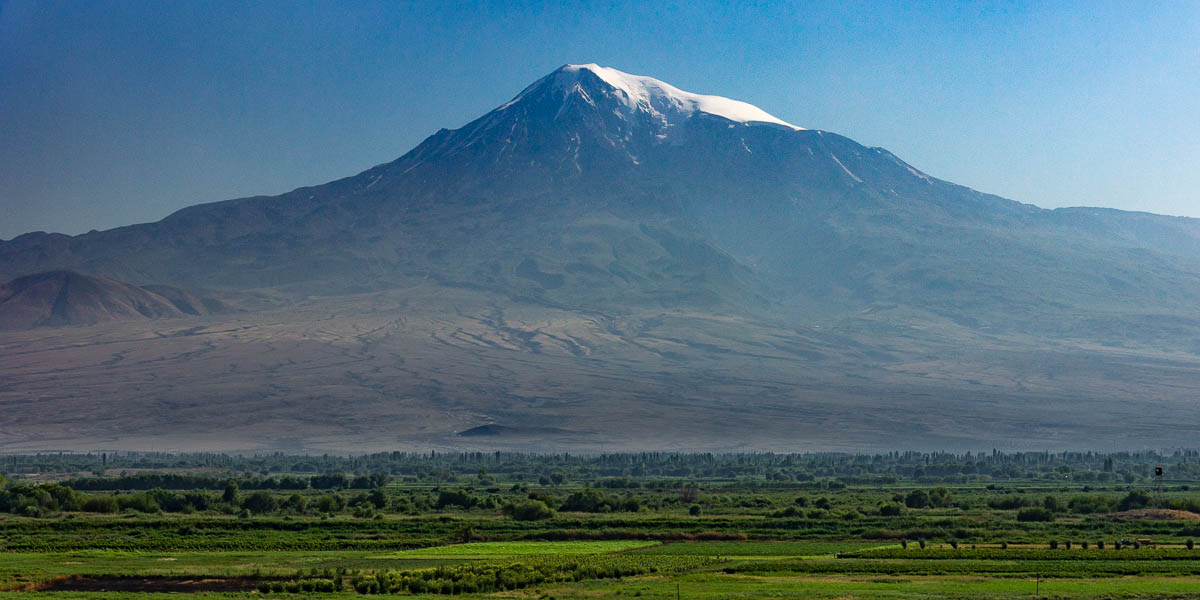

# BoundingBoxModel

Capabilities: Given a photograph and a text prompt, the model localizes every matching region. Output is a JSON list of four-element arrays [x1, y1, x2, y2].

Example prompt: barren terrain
[[3, 283, 1198, 453]]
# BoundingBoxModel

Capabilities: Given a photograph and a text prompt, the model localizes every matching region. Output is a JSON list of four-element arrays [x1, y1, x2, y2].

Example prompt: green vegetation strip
[[382, 540, 658, 557], [637, 541, 893, 556], [842, 547, 1200, 560], [342, 554, 718, 595], [728, 558, 1200, 578]]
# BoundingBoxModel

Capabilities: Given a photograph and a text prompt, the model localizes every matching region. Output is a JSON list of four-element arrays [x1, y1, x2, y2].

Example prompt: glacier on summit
[[503, 63, 802, 131]]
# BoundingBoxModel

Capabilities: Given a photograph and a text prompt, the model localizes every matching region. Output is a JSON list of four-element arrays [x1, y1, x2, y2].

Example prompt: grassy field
[[6, 540, 1200, 597], [381, 540, 658, 557], [5, 452, 1200, 597], [635, 540, 893, 557]]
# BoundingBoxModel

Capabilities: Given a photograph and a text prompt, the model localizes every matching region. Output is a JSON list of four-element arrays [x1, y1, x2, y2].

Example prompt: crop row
[[345, 554, 720, 594], [727, 558, 1200, 578], [840, 547, 1200, 561]]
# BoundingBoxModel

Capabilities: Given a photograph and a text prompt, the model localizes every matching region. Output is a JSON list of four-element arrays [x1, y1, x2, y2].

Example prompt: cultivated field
[[3, 451, 1200, 597]]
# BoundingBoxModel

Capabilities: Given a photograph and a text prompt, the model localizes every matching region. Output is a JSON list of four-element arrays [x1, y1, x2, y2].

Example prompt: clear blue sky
[[1, 0, 1197, 240]]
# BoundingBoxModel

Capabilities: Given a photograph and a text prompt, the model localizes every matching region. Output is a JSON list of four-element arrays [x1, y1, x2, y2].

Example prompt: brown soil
[[35, 576, 261, 592], [1105, 509, 1200, 521]]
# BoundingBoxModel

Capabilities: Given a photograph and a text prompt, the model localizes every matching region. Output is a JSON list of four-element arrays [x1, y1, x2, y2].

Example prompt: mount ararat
[[3, 64, 1199, 453]]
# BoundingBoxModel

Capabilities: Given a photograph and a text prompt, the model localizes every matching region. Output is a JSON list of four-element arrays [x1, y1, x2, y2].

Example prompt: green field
[[382, 540, 658, 557], [4, 450, 1200, 597], [635, 540, 893, 557]]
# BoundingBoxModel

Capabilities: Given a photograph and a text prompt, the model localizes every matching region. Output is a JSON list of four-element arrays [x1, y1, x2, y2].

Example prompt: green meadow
[[4, 450, 1200, 597]]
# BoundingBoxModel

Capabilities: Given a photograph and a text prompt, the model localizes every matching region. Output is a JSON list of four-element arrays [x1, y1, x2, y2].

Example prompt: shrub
[[904, 490, 929, 509], [436, 490, 477, 509], [503, 499, 554, 521], [561, 489, 623, 513], [1017, 507, 1054, 522], [1118, 490, 1151, 511], [929, 487, 953, 508], [242, 491, 278, 514], [81, 496, 119, 513], [315, 494, 344, 513]]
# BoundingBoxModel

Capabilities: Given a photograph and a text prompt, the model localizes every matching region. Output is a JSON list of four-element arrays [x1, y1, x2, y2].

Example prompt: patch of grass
[[727, 558, 1200, 578], [636, 540, 893, 557], [382, 540, 659, 558], [844, 547, 1200, 560], [555, 572, 1200, 599]]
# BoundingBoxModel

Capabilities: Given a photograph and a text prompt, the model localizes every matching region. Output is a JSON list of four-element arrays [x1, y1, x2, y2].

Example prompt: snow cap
[[506, 63, 803, 131]]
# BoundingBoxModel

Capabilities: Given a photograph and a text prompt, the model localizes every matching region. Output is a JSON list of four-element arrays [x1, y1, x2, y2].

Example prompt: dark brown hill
[[0, 270, 226, 330]]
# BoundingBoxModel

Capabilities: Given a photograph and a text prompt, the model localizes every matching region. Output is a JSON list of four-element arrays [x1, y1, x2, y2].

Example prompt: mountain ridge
[[3, 64, 1200, 451], [3, 64, 1200, 335]]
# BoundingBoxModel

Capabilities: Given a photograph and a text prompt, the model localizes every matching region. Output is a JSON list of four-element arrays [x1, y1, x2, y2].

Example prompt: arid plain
[[4, 280, 1198, 453]]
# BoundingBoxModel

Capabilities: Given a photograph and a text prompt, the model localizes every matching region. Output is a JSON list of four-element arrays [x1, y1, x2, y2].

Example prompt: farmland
[[3, 450, 1200, 597]]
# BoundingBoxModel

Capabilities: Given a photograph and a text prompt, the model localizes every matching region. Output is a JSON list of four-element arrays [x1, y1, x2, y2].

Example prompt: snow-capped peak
[[505, 63, 803, 131]]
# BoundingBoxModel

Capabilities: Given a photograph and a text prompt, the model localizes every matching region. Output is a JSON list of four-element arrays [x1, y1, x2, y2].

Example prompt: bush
[[1017, 507, 1054, 522], [904, 490, 929, 509], [929, 487, 953, 508], [242, 491, 278, 514], [561, 488, 632, 513], [1118, 490, 1151, 511], [504, 499, 554, 521], [81, 496, 119, 513], [315, 494, 344, 513], [436, 490, 477, 509]]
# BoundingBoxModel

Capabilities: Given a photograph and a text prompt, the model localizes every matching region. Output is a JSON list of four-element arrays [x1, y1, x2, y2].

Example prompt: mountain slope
[[4, 64, 1200, 451], [3, 64, 1199, 338]]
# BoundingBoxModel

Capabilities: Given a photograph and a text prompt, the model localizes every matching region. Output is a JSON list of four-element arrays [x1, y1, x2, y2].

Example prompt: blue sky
[[1, 1, 1197, 239]]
